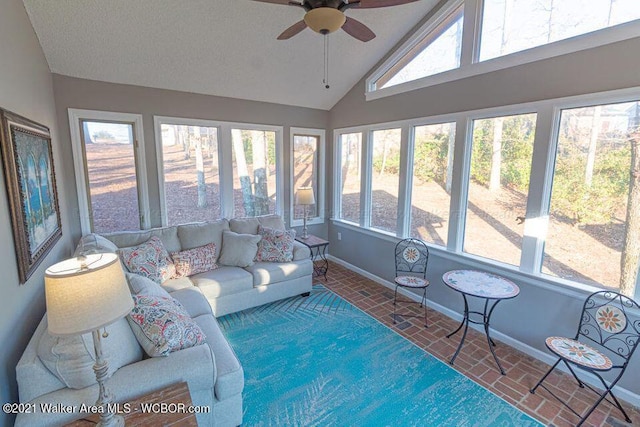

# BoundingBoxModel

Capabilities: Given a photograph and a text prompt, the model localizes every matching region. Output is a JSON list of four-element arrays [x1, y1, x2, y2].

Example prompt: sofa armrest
[[292, 241, 311, 261], [15, 344, 216, 427]]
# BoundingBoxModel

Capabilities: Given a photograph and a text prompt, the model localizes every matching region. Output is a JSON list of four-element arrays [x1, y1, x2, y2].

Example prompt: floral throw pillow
[[127, 295, 206, 357], [118, 236, 176, 284], [171, 243, 218, 278], [255, 225, 296, 262]]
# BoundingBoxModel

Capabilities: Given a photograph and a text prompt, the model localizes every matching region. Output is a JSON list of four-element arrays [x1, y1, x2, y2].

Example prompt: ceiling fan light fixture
[[304, 7, 346, 34]]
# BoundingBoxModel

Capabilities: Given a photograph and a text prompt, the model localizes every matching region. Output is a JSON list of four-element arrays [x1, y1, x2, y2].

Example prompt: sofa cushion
[[194, 315, 244, 400], [37, 316, 143, 389], [73, 233, 119, 256], [293, 241, 312, 261], [118, 236, 176, 284], [171, 243, 218, 278], [190, 267, 254, 298], [127, 295, 206, 357], [255, 225, 296, 262], [169, 287, 213, 318], [229, 214, 285, 234], [161, 276, 195, 292], [218, 231, 261, 267], [177, 219, 229, 255], [103, 226, 181, 253], [126, 272, 171, 298], [245, 260, 314, 287], [258, 214, 286, 231]]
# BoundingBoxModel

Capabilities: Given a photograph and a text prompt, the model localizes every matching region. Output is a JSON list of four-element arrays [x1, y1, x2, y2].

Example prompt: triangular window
[[373, 5, 463, 90]]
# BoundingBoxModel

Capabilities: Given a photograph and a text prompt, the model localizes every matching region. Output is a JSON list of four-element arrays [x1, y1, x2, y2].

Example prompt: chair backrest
[[577, 290, 640, 364], [395, 238, 429, 279]]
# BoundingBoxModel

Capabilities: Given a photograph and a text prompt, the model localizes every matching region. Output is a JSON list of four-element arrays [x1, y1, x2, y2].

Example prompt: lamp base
[[97, 414, 125, 427]]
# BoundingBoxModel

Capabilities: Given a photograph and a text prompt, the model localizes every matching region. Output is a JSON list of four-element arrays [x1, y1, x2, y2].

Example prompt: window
[[544, 100, 640, 296], [480, 0, 640, 62], [157, 121, 220, 226], [464, 113, 536, 266], [337, 132, 362, 224], [374, 5, 463, 90], [291, 128, 325, 226], [231, 128, 278, 217], [69, 109, 149, 234], [410, 123, 455, 246], [371, 129, 402, 234], [367, 0, 640, 98]]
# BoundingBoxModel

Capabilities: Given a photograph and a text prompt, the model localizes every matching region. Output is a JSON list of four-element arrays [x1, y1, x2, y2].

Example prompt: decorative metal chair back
[[395, 238, 429, 278], [576, 290, 640, 366]]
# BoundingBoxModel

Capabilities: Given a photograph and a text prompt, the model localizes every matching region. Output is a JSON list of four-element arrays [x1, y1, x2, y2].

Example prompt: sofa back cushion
[[37, 316, 143, 389], [177, 219, 229, 255], [102, 226, 181, 253], [73, 234, 119, 256], [229, 214, 285, 235]]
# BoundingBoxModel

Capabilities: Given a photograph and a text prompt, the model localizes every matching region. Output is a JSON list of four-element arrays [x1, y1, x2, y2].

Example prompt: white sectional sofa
[[15, 214, 313, 427]]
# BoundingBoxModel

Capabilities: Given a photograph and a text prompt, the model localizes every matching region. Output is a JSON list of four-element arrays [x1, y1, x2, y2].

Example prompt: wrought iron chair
[[530, 290, 640, 426], [393, 238, 430, 327]]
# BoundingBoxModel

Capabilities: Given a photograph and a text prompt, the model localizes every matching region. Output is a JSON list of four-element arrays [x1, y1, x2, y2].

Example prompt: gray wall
[[51, 74, 331, 244], [328, 32, 640, 396], [0, 1, 75, 426]]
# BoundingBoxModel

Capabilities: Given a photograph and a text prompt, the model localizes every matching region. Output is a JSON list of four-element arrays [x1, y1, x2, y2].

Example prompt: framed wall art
[[0, 109, 62, 284]]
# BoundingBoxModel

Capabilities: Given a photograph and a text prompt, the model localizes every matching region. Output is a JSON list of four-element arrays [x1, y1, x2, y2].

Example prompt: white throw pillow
[[218, 231, 262, 267], [126, 272, 171, 298]]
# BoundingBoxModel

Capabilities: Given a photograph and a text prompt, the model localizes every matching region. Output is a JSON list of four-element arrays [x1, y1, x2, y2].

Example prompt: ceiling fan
[[252, 0, 420, 42]]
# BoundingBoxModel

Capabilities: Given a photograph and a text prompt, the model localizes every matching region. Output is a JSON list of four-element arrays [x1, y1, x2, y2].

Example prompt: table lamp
[[296, 187, 315, 239], [45, 253, 133, 427]]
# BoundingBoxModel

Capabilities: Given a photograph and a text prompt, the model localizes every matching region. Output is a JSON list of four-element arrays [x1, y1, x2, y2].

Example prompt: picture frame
[[0, 109, 62, 284]]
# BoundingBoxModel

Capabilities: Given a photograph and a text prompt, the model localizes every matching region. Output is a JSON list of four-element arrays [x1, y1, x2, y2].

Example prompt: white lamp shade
[[45, 253, 133, 336], [296, 187, 316, 205]]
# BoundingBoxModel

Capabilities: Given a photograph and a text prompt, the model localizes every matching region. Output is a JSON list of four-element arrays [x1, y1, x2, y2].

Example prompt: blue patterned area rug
[[219, 285, 542, 426]]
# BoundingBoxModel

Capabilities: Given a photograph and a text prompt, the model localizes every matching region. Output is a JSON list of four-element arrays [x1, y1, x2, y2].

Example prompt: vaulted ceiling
[[22, 0, 437, 110]]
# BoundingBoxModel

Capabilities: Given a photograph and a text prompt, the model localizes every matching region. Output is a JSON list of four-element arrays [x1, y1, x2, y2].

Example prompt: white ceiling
[[22, 0, 437, 110]]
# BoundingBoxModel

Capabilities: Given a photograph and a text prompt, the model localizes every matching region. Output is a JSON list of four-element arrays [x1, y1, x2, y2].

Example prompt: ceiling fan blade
[[250, 0, 302, 5], [351, 0, 420, 8], [277, 20, 308, 40], [342, 17, 376, 42]]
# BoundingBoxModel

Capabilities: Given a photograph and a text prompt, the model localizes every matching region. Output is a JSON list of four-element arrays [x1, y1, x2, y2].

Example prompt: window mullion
[[397, 126, 412, 237], [219, 124, 235, 219], [362, 131, 373, 228], [520, 105, 558, 273], [460, 0, 481, 67], [447, 118, 473, 252]]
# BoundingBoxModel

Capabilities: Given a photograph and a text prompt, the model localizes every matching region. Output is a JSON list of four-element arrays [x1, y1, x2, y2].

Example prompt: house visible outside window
[[410, 122, 455, 246], [157, 123, 221, 226], [291, 128, 325, 227], [374, 5, 463, 90], [367, 0, 640, 99], [69, 109, 149, 235], [544, 100, 640, 296], [463, 113, 536, 266], [337, 132, 363, 224], [371, 129, 402, 234]]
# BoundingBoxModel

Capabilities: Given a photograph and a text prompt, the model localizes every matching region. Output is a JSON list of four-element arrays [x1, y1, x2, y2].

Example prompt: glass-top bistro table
[[442, 270, 520, 375]]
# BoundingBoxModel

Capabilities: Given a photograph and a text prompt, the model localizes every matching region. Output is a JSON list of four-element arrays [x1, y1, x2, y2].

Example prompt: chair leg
[[530, 358, 562, 394], [393, 285, 398, 324], [563, 360, 585, 388], [422, 288, 428, 328]]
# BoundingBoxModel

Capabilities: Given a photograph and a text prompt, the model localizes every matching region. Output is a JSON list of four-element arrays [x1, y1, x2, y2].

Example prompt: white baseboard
[[327, 255, 640, 409]]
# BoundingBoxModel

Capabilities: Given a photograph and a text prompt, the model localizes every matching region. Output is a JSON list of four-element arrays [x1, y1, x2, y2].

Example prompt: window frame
[[366, 0, 640, 101], [289, 127, 325, 228], [332, 86, 640, 299], [68, 108, 150, 235], [154, 116, 284, 224]]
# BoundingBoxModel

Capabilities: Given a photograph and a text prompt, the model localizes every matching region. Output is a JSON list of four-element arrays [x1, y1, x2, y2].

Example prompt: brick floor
[[319, 261, 640, 427]]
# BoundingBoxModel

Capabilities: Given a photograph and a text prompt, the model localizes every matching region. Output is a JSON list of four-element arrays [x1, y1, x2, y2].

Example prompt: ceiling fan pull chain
[[323, 33, 330, 89]]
